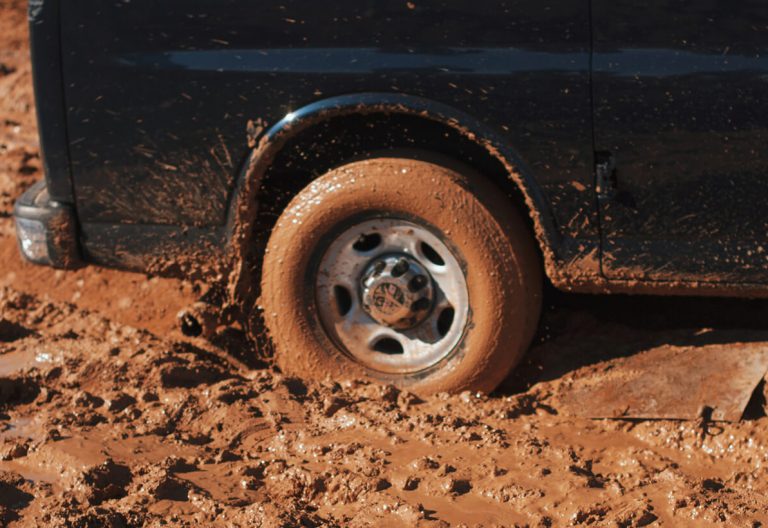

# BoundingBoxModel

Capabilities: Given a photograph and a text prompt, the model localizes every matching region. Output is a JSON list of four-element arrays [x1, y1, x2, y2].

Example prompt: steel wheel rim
[[315, 217, 469, 375]]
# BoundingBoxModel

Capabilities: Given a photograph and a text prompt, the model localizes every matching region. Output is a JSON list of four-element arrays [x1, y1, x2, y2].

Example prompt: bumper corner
[[13, 181, 81, 269]]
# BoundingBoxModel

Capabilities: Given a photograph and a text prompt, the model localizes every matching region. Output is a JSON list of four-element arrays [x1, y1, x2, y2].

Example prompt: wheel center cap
[[360, 254, 434, 330]]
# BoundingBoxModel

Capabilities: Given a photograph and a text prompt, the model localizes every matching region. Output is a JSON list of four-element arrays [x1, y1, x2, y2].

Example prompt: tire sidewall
[[260, 157, 540, 394]]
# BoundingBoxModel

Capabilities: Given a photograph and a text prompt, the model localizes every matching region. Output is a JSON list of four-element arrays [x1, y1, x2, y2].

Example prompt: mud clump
[[144, 472, 197, 502], [65, 508, 131, 528], [75, 460, 132, 505], [105, 393, 136, 413], [1, 439, 28, 461], [0, 471, 33, 525]]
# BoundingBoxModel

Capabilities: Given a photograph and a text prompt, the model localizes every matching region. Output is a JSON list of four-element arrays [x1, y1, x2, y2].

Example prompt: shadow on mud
[[499, 289, 768, 396], [0, 320, 33, 343], [209, 328, 270, 371], [553, 291, 768, 332], [0, 378, 40, 407], [0, 478, 33, 524]]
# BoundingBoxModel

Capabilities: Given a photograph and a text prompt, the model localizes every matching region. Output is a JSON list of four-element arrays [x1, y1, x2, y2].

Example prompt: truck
[[16, 0, 768, 393]]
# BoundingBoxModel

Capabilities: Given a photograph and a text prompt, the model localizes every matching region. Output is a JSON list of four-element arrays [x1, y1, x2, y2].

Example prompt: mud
[[4, 1, 768, 526], [2, 288, 768, 526]]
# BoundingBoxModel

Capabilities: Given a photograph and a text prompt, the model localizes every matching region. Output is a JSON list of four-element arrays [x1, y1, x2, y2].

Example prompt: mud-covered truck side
[[16, 1, 768, 394]]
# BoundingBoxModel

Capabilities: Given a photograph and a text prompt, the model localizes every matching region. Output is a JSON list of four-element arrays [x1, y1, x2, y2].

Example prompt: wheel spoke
[[337, 302, 380, 344], [431, 275, 463, 313], [329, 247, 374, 284], [392, 333, 416, 358], [378, 229, 412, 255]]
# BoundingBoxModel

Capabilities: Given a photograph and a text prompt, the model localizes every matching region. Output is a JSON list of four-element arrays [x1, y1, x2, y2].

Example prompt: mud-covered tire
[[259, 156, 542, 394]]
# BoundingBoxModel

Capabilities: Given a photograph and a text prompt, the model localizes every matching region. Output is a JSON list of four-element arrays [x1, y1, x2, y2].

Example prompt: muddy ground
[[4, 1, 768, 526]]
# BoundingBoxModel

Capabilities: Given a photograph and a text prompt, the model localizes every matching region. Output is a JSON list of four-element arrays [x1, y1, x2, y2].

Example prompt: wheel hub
[[360, 254, 434, 330], [315, 218, 469, 374]]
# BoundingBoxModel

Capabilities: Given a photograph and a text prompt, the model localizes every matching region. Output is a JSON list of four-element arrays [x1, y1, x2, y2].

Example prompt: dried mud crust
[[259, 156, 542, 394]]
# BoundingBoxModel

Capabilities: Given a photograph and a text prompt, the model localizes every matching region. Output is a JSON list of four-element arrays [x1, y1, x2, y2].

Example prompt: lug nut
[[391, 259, 409, 277], [372, 260, 386, 276], [408, 275, 428, 292]]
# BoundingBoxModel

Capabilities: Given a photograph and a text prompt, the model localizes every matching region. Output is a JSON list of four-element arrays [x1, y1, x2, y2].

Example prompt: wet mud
[[4, 1, 768, 526], [2, 288, 768, 526]]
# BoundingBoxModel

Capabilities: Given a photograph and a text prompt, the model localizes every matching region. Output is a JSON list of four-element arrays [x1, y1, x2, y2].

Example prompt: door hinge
[[595, 151, 617, 198]]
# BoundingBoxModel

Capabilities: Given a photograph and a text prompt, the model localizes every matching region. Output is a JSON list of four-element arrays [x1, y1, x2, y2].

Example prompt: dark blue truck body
[[17, 0, 768, 298]]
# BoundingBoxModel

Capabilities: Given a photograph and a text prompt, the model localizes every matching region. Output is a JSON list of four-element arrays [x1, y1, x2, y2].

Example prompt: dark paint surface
[[593, 0, 768, 283], [57, 1, 595, 246], [33, 0, 768, 288], [28, 0, 72, 202]]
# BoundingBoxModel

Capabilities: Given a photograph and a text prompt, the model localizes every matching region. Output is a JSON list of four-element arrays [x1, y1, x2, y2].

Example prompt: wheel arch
[[224, 93, 561, 304]]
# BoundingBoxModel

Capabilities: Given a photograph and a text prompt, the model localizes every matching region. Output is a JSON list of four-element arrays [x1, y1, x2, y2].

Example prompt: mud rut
[[3, 2, 768, 526]]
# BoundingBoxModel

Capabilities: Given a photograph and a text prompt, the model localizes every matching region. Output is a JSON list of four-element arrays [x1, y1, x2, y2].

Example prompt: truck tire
[[259, 155, 542, 394]]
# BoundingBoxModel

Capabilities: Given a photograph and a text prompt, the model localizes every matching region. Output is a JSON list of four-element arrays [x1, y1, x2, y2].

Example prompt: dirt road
[[3, 1, 768, 526]]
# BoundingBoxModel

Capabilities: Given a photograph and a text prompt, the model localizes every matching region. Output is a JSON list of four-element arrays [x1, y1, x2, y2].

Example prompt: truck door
[[593, 0, 768, 284]]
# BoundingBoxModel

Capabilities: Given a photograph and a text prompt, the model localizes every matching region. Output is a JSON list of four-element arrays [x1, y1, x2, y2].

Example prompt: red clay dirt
[[3, 1, 768, 526]]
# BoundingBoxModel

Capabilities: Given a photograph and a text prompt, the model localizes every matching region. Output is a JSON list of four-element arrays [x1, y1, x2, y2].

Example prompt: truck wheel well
[[260, 112, 534, 237], [236, 112, 544, 317]]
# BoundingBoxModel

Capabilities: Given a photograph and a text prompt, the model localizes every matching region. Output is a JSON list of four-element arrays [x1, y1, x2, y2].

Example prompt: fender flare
[[224, 93, 561, 302]]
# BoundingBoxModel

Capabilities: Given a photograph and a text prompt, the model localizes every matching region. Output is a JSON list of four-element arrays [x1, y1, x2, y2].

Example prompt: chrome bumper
[[13, 181, 81, 268]]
